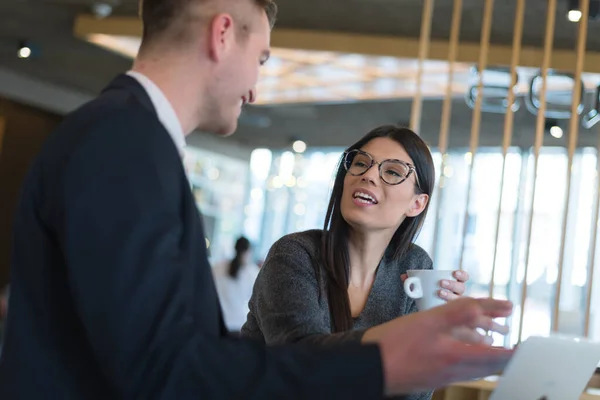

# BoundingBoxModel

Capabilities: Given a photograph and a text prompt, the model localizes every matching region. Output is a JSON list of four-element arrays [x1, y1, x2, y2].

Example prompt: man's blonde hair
[[138, 0, 277, 49]]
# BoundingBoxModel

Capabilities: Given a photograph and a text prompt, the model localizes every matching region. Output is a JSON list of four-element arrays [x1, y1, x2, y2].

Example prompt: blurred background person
[[0, 284, 9, 356], [213, 236, 260, 333]]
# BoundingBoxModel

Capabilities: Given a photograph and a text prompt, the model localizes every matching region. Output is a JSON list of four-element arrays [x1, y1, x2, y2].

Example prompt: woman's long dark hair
[[320, 125, 435, 332], [228, 236, 251, 279]]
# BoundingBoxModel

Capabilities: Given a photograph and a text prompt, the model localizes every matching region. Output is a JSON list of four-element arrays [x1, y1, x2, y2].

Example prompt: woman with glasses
[[242, 125, 469, 399]]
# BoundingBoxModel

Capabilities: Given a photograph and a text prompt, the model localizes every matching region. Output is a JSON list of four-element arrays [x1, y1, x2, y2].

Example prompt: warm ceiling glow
[[86, 34, 140, 58], [84, 33, 476, 104], [83, 34, 600, 106]]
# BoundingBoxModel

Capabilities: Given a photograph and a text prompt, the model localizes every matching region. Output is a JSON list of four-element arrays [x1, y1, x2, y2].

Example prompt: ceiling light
[[568, 9, 583, 21], [17, 46, 31, 59], [550, 125, 563, 139], [545, 119, 562, 138], [292, 140, 307, 153]]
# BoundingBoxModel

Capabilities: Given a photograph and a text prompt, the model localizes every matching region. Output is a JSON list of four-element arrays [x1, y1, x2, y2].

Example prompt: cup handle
[[404, 277, 423, 299]]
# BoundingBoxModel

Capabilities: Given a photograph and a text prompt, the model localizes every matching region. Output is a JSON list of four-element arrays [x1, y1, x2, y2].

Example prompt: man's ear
[[208, 13, 235, 62], [406, 193, 429, 217]]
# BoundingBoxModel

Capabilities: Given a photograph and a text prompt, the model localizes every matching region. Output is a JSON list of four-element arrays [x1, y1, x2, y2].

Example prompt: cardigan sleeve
[[242, 232, 367, 345]]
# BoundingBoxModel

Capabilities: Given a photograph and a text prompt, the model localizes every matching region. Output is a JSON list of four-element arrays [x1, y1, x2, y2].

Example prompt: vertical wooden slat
[[457, 0, 494, 271], [554, 0, 590, 332], [438, 0, 462, 155], [517, 0, 557, 342], [584, 125, 600, 337], [410, 0, 435, 133], [431, 0, 463, 261], [489, 0, 525, 298]]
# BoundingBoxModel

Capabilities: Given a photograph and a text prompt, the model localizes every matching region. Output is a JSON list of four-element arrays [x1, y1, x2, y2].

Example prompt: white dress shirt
[[126, 71, 186, 155]]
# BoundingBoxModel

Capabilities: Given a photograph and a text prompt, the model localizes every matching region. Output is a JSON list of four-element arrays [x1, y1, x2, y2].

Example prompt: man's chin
[[199, 119, 238, 137], [215, 121, 238, 137]]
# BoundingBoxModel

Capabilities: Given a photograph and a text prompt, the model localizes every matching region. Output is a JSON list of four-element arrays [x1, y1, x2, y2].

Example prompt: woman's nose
[[361, 164, 380, 184]]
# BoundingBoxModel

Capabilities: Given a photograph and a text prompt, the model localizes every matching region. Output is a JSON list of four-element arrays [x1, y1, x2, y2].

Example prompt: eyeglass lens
[[345, 150, 411, 185]]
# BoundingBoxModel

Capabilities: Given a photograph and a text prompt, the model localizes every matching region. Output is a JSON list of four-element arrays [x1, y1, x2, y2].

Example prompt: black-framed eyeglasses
[[343, 149, 421, 188]]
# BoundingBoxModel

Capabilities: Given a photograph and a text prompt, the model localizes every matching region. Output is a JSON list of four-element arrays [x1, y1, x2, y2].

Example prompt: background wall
[[0, 97, 62, 288]]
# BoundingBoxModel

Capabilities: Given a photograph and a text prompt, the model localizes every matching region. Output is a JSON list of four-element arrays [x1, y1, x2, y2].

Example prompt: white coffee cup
[[403, 269, 456, 311]]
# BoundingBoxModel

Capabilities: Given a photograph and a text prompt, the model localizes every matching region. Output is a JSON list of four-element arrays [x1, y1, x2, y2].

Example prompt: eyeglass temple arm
[[411, 166, 422, 190]]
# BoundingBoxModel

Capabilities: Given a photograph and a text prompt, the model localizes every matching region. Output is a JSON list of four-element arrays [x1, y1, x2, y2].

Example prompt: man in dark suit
[[0, 0, 515, 398]]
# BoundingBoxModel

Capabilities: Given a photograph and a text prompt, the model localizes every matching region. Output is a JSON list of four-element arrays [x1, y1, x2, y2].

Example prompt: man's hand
[[401, 270, 469, 301], [362, 297, 514, 396]]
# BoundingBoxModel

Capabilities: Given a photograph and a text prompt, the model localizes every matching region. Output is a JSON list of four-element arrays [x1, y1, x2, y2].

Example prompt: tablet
[[489, 335, 600, 400]]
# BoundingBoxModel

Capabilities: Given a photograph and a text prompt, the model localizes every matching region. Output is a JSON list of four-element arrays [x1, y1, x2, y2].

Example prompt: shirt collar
[[126, 71, 186, 156]]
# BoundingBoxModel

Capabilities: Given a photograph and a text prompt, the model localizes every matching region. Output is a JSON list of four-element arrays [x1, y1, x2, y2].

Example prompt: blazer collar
[[101, 74, 187, 156], [102, 74, 155, 114]]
